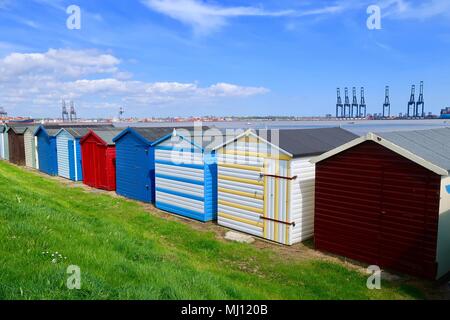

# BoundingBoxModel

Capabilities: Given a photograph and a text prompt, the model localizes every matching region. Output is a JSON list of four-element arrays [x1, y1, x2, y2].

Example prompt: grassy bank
[[0, 160, 423, 299]]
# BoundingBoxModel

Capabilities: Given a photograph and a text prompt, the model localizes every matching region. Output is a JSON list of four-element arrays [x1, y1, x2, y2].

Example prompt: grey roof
[[254, 127, 358, 157], [59, 125, 114, 138], [93, 128, 123, 145], [7, 125, 29, 134], [133, 127, 181, 142], [376, 127, 450, 172], [174, 127, 229, 149], [0, 124, 5, 133], [46, 128, 61, 137]]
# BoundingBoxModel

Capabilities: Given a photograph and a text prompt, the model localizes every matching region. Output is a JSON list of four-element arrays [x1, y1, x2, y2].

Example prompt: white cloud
[[0, 49, 268, 115], [142, 0, 343, 34], [377, 0, 450, 20], [0, 49, 120, 79]]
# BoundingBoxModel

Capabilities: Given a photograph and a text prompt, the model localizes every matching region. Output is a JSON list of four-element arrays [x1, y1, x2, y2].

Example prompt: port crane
[[69, 101, 77, 122], [359, 87, 367, 118], [336, 88, 343, 118], [383, 86, 391, 118], [344, 87, 351, 118], [351, 87, 359, 118], [62, 100, 69, 122], [407, 85, 416, 118], [415, 81, 424, 118]]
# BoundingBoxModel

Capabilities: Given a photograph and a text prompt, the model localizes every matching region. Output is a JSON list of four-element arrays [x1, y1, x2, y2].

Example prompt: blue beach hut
[[152, 128, 224, 222], [34, 126, 59, 176], [55, 128, 91, 181], [112, 127, 176, 203]]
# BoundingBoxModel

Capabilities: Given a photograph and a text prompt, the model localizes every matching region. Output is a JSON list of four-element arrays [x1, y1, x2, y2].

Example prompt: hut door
[[96, 144, 107, 189], [68, 140, 75, 180], [262, 159, 291, 245], [137, 145, 152, 202], [378, 160, 439, 278], [217, 155, 265, 237]]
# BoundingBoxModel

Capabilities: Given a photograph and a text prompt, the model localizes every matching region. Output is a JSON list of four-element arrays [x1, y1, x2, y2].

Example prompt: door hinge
[[260, 173, 297, 180], [260, 216, 295, 227]]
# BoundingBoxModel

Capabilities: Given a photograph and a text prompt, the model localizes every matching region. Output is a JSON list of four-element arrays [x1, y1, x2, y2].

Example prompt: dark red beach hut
[[80, 129, 122, 191], [311, 129, 450, 280]]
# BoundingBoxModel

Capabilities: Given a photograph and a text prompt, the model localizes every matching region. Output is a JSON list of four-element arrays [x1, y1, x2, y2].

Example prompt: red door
[[96, 144, 107, 189], [82, 142, 96, 188], [378, 159, 440, 278]]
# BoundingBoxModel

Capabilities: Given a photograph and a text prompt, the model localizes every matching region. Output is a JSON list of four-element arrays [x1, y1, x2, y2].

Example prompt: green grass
[[0, 161, 424, 300]]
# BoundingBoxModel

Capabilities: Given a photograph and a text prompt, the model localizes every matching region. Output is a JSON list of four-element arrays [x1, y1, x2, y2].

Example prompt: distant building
[[441, 107, 450, 119]]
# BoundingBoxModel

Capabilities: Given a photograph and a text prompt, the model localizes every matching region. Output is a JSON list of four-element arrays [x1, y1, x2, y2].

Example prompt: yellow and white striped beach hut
[[214, 127, 357, 245]]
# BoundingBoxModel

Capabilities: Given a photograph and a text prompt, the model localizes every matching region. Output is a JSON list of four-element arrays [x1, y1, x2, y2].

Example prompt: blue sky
[[0, 0, 449, 118]]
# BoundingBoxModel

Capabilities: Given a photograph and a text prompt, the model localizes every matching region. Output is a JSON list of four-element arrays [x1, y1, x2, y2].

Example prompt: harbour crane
[[344, 87, 351, 118], [336, 88, 343, 118], [351, 87, 359, 118], [359, 87, 367, 118], [407, 85, 416, 118], [383, 86, 391, 118], [415, 81, 424, 118], [69, 101, 77, 122], [62, 100, 69, 122]]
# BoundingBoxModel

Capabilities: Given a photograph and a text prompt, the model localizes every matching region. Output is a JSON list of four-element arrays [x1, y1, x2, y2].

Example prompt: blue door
[[68, 140, 75, 180], [116, 136, 153, 203], [137, 145, 153, 202], [38, 133, 58, 176]]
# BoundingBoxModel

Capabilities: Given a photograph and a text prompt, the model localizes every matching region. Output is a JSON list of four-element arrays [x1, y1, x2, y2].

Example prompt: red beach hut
[[80, 128, 122, 191]]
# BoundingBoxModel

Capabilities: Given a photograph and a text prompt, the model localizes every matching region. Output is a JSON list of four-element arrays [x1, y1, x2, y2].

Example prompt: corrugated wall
[[24, 130, 37, 168], [217, 136, 298, 245], [218, 153, 265, 238], [155, 146, 207, 221], [75, 139, 82, 181], [0, 132, 4, 159], [81, 141, 97, 188], [290, 157, 315, 244], [37, 132, 58, 175], [437, 176, 450, 278], [57, 131, 71, 179], [154, 135, 217, 222], [315, 141, 441, 279], [81, 135, 116, 190], [3, 131, 9, 160], [8, 131, 25, 165]]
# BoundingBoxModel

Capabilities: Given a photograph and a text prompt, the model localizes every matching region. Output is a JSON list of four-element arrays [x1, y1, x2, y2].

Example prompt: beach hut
[[24, 126, 38, 169], [55, 126, 113, 181], [213, 127, 357, 245], [0, 124, 6, 160], [6, 125, 27, 166], [80, 128, 122, 191], [311, 128, 450, 279], [152, 128, 223, 222], [55, 128, 90, 181], [34, 126, 60, 176], [112, 127, 176, 203]]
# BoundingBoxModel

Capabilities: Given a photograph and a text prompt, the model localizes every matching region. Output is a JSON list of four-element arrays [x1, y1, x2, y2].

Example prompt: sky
[[0, 0, 450, 118]]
